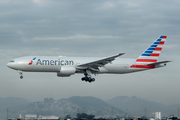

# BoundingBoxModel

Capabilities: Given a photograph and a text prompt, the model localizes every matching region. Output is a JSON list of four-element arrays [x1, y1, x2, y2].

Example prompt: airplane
[[7, 35, 171, 83]]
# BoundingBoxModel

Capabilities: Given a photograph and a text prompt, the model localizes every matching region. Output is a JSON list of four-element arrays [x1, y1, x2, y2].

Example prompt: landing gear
[[81, 77, 95, 82], [18, 70, 23, 79], [81, 70, 95, 83], [20, 76, 23, 79]]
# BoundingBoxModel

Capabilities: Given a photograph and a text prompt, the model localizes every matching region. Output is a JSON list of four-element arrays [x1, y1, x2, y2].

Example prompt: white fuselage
[[7, 56, 161, 75]]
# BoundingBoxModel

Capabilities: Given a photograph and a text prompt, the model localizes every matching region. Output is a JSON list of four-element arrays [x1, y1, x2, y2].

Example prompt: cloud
[[164, 44, 177, 49], [33, 0, 42, 3], [127, 1, 139, 7], [100, 2, 116, 9], [33, 35, 120, 40]]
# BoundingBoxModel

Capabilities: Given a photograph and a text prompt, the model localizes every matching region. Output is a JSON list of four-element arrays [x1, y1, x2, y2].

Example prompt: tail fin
[[136, 35, 167, 63]]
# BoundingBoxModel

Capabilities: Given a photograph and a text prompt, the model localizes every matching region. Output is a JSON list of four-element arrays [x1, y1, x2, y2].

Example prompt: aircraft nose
[[7, 60, 25, 70], [7, 60, 16, 69], [7, 61, 16, 69], [7, 62, 12, 68]]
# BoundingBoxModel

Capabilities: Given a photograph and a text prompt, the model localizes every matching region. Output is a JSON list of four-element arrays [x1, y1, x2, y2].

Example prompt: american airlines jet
[[7, 36, 170, 83]]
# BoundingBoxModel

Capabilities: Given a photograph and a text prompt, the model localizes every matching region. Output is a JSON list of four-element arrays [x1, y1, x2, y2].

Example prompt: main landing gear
[[81, 70, 95, 83], [81, 76, 95, 83]]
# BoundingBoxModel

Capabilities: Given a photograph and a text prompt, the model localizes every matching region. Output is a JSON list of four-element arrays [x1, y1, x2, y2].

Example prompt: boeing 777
[[7, 35, 171, 83]]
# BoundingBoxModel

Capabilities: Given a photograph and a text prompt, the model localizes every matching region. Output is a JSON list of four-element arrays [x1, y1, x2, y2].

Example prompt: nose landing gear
[[20, 75, 23, 79], [18, 70, 23, 79]]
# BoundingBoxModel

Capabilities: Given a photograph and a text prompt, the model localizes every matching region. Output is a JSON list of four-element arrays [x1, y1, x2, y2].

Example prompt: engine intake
[[57, 66, 76, 77]]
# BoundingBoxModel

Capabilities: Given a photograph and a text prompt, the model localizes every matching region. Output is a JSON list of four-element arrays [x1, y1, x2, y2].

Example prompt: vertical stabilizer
[[136, 35, 167, 64]]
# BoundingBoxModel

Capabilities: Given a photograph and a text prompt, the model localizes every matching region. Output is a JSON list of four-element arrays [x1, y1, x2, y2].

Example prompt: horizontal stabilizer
[[147, 61, 171, 65]]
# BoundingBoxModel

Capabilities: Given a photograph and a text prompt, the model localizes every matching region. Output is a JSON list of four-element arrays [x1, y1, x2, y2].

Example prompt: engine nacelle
[[57, 66, 76, 77]]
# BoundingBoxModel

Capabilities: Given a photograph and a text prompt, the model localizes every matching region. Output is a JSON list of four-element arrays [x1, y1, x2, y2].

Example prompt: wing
[[76, 53, 125, 71]]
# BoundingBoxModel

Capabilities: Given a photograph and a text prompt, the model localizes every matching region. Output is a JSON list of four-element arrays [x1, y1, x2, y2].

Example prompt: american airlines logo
[[28, 57, 37, 65], [36, 59, 74, 66]]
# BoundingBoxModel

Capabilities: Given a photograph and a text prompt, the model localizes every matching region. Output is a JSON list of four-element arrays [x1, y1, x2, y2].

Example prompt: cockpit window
[[10, 60, 15, 62]]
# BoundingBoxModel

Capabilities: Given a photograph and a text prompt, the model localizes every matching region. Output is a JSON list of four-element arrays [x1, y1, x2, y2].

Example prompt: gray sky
[[1, 0, 179, 105]]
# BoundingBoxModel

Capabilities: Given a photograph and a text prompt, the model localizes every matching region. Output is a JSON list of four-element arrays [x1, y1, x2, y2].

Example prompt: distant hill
[[67, 96, 124, 117], [106, 96, 175, 117], [2, 96, 124, 119], [69, 96, 115, 109], [1, 96, 180, 119], [37, 96, 124, 117]]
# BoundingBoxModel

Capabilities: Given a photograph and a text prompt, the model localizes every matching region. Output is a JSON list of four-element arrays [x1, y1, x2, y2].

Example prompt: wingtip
[[119, 53, 125, 55]]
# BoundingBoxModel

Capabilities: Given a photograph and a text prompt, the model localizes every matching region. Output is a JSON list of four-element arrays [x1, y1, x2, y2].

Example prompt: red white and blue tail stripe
[[136, 35, 167, 64], [131, 35, 167, 69]]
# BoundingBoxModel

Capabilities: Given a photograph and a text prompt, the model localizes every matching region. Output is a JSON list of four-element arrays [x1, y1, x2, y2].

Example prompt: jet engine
[[57, 66, 76, 77]]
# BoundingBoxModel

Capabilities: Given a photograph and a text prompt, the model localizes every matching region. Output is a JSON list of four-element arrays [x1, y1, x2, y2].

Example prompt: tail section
[[136, 35, 167, 64]]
